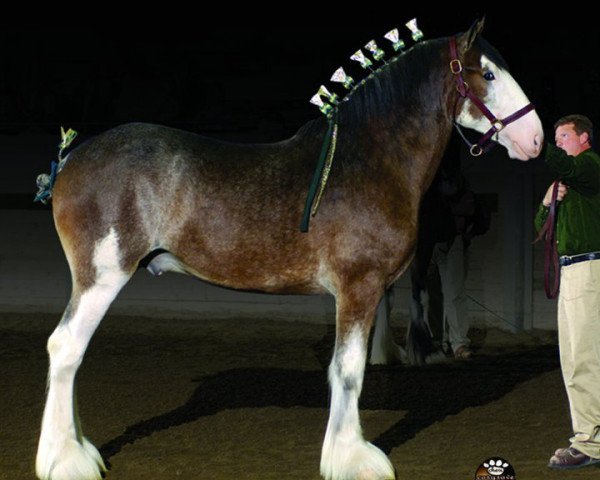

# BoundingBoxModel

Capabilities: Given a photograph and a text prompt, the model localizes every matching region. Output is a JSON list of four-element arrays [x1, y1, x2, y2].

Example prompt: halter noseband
[[449, 36, 535, 156]]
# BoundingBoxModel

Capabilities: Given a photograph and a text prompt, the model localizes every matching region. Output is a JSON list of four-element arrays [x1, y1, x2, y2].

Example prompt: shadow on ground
[[100, 329, 558, 462]]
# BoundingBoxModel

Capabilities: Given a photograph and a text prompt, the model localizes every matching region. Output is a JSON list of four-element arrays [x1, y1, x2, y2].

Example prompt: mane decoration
[[300, 19, 424, 233], [309, 18, 424, 119]]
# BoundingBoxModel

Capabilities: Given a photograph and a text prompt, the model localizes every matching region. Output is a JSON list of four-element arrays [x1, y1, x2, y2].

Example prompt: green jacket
[[534, 144, 600, 256]]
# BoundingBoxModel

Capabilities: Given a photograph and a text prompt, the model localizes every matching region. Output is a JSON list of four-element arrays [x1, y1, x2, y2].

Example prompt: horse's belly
[[153, 243, 326, 295]]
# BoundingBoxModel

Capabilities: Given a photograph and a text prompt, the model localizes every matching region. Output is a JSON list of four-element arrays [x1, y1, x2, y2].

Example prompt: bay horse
[[36, 20, 543, 480], [369, 138, 476, 366], [369, 185, 455, 367]]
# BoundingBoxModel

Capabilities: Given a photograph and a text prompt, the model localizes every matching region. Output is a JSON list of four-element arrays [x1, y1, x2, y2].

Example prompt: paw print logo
[[484, 459, 508, 475], [474, 457, 516, 480]]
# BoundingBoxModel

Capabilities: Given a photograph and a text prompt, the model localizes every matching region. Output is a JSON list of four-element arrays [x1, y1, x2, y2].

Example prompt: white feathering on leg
[[321, 327, 395, 480], [37, 228, 128, 480]]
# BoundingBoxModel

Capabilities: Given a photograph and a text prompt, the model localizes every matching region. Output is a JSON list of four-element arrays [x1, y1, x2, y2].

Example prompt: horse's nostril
[[534, 135, 541, 147]]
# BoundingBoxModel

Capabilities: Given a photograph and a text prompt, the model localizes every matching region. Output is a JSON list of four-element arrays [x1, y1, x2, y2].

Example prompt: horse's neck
[[295, 41, 457, 204], [344, 71, 454, 197]]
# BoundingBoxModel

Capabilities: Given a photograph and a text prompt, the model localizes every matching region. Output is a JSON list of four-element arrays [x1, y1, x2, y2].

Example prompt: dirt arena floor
[[1, 311, 597, 480]]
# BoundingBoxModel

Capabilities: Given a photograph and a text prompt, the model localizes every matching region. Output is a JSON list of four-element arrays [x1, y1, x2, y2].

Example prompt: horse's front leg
[[321, 280, 395, 480]]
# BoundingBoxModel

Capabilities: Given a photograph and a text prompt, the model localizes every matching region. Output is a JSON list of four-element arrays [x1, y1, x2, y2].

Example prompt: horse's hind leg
[[369, 286, 407, 365], [36, 228, 131, 480], [405, 246, 438, 365], [321, 278, 395, 480]]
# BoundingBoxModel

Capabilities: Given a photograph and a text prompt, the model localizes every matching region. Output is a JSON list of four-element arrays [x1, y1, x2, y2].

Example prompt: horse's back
[[51, 123, 325, 292], [60, 122, 287, 173], [53, 122, 308, 223]]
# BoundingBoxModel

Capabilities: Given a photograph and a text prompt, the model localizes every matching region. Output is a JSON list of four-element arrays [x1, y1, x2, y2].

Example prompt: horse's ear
[[458, 17, 485, 53]]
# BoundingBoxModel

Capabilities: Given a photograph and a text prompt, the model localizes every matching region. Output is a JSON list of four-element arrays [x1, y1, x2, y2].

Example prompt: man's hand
[[543, 181, 568, 207]]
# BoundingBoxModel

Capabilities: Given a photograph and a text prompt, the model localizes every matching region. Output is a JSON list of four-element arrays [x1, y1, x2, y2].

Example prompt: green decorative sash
[[300, 114, 338, 232]]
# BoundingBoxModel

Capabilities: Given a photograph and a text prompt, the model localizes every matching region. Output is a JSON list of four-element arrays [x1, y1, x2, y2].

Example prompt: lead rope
[[533, 181, 560, 299]]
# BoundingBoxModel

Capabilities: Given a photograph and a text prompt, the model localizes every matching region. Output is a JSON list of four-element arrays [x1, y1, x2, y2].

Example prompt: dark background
[[0, 14, 588, 334], [1, 14, 598, 143]]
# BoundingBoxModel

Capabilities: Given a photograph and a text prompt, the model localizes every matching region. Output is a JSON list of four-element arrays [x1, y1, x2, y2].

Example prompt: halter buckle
[[456, 81, 469, 95], [470, 144, 483, 157], [492, 119, 504, 132], [450, 59, 462, 74]]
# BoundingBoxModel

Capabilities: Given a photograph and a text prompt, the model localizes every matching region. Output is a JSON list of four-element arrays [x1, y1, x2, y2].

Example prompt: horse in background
[[36, 20, 542, 480], [369, 136, 486, 366]]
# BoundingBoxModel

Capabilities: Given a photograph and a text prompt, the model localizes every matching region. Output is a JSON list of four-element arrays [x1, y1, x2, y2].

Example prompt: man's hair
[[554, 114, 594, 145]]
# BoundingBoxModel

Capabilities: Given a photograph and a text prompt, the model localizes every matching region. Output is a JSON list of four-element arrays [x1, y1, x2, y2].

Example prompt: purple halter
[[449, 36, 535, 156]]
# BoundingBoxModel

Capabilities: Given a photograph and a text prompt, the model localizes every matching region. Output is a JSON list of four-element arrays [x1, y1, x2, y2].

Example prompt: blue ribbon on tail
[[34, 127, 78, 204], [34, 161, 58, 204]]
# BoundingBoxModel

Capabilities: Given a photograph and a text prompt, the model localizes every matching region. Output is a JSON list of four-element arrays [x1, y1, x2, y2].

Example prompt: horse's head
[[453, 19, 543, 160]]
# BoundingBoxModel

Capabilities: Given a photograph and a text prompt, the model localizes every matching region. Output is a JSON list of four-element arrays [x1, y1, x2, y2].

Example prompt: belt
[[559, 251, 600, 267]]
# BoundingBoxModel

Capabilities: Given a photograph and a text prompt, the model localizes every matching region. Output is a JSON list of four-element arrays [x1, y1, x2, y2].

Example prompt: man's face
[[555, 123, 589, 156]]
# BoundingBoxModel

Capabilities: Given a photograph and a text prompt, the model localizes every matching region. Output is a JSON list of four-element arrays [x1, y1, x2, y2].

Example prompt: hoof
[[37, 437, 106, 480], [321, 439, 395, 480], [425, 349, 450, 364], [369, 345, 407, 366]]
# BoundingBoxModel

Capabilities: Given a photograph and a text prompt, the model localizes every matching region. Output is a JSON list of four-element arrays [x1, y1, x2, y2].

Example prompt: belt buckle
[[560, 256, 572, 267]]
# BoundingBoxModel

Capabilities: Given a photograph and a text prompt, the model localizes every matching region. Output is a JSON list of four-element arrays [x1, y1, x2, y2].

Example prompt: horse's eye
[[483, 71, 495, 81]]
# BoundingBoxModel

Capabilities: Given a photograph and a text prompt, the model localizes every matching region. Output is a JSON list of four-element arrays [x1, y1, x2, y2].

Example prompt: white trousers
[[558, 259, 600, 458], [431, 237, 470, 352]]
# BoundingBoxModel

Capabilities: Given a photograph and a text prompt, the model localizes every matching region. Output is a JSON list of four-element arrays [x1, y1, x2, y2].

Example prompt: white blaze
[[456, 55, 543, 160]]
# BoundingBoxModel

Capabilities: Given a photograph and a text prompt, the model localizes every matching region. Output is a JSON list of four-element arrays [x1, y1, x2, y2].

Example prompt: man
[[427, 176, 490, 360], [427, 172, 475, 359], [535, 114, 600, 469]]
